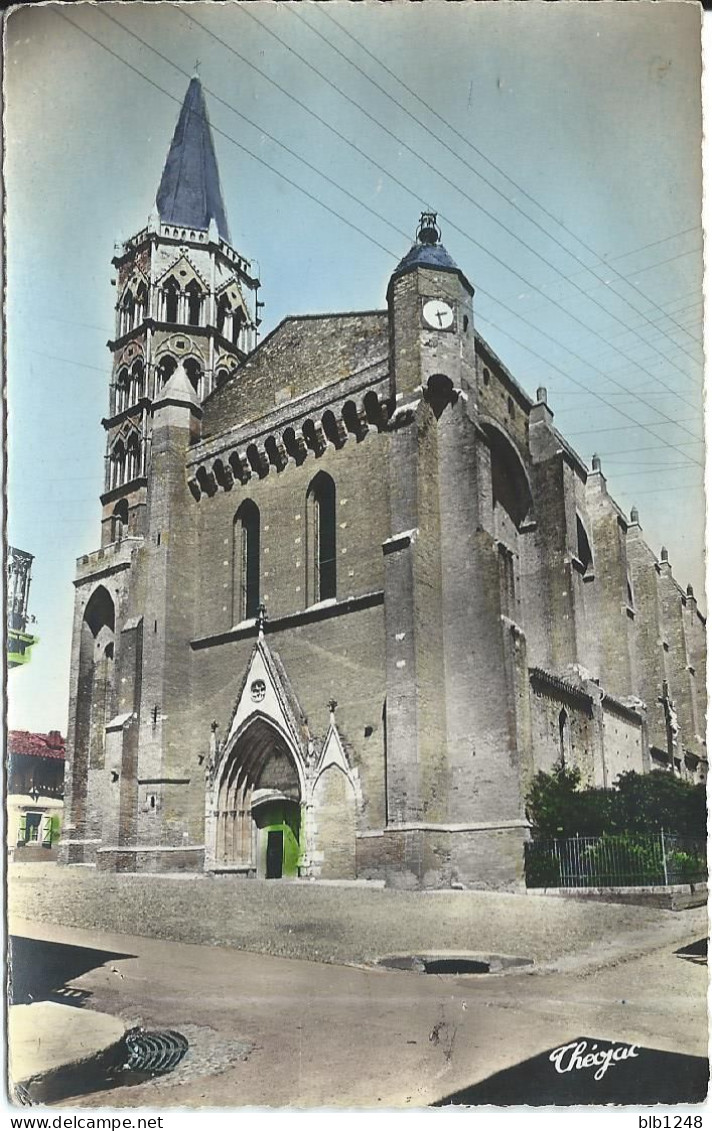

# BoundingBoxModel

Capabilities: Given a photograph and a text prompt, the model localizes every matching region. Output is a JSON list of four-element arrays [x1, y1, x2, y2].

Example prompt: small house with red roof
[[8, 731, 65, 859]]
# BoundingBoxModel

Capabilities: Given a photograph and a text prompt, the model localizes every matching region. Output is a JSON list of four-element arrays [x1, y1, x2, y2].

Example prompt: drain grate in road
[[423, 958, 490, 974], [15, 1024, 255, 1105], [122, 1028, 189, 1076], [376, 953, 533, 974]]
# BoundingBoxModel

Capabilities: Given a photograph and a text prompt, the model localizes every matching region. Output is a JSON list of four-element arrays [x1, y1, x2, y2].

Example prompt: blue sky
[[6, 2, 705, 733]]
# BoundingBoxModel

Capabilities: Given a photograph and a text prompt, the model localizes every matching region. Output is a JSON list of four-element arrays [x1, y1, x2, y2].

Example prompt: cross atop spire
[[156, 77, 230, 241]]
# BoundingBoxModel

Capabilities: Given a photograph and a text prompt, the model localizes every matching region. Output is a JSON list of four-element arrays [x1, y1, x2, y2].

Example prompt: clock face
[[423, 298, 454, 330]]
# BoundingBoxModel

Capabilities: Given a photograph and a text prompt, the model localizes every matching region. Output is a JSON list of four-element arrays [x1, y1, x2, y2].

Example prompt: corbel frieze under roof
[[187, 363, 391, 499]]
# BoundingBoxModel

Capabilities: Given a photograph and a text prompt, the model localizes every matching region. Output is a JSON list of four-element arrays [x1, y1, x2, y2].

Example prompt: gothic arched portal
[[214, 716, 303, 878]]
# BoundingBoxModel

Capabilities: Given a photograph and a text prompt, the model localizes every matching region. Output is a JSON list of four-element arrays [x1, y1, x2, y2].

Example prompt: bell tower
[[387, 212, 477, 404], [100, 77, 261, 548]]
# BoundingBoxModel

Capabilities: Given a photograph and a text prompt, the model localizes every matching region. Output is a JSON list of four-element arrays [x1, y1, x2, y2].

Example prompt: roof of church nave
[[200, 310, 389, 439]]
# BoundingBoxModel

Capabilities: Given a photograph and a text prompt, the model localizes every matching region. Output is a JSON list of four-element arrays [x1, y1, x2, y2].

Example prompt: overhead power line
[[597, 226, 700, 263], [496, 254, 703, 326], [57, 8, 703, 470], [620, 482, 702, 497], [565, 417, 699, 438], [180, 7, 705, 451], [287, 3, 702, 378], [98, 9, 417, 255], [312, 4, 702, 357], [231, 3, 702, 424], [54, 12, 402, 263], [183, 1, 702, 369], [473, 309, 702, 467]]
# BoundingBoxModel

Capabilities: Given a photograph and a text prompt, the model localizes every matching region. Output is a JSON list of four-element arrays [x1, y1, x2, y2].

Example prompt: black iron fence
[[525, 832, 707, 889]]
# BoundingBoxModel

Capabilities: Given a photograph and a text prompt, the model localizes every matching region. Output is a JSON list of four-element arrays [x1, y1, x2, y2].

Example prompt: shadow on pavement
[[9, 936, 137, 1007], [675, 938, 707, 965], [432, 1037, 709, 1106]]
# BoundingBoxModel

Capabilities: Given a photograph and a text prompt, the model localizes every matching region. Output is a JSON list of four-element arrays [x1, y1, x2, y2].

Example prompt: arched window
[[120, 291, 135, 336], [558, 708, 572, 768], [110, 440, 126, 490], [78, 586, 116, 772], [215, 367, 229, 388], [307, 472, 336, 603], [486, 425, 533, 532], [131, 359, 144, 402], [111, 499, 128, 543], [232, 307, 246, 346], [156, 355, 177, 395], [135, 283, 147, 326], [216, 294, 230, 336], [126, 433, 140, 482], [84, 584, 115, 637], [163, 279, 180, 323], [184, 358, 202, 399], [115, 368, 130, 414], [232, 500, 260, 623], [576, 515, 594, 575], [186, 280, 203, 327]]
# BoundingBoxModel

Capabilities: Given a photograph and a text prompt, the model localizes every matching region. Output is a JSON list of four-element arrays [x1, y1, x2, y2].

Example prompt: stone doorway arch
[[211, 715, 304, 878]]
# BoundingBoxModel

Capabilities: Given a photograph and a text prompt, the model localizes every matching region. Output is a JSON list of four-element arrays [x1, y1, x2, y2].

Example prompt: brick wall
[[202, 313, 388, 438]]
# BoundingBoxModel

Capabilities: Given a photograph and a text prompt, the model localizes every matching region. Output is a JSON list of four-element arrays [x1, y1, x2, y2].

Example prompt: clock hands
[[423, 299, 454, 329]]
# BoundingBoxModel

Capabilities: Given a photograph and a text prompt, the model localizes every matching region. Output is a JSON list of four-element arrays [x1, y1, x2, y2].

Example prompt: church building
[[60, 78, 707, 888]]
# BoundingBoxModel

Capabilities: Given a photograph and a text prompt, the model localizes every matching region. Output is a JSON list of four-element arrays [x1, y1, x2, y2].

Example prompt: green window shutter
[[41, 816, 52, 846], [50, 815, 61, 844], [17, 814, 27, 844]]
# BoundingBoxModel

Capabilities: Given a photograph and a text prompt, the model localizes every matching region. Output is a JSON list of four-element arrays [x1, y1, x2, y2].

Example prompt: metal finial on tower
[[193, 59, 201, 78], [417, 211, 440, 246]]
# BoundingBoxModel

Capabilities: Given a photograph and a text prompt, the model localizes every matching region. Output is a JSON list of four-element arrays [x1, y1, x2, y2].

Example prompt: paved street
[[9, 863, 704, 969], [10, 908, 707, 1108]]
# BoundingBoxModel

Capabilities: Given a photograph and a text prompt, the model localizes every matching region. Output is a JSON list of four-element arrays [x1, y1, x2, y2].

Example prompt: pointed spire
[[156, 78, 230, 241]]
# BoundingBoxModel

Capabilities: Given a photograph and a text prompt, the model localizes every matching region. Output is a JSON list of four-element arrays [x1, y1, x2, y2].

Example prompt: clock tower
[[387, 212, 477, 404]]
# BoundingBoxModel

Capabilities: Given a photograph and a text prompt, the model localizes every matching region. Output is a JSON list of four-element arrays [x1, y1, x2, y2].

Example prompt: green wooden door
[[255, 801, 301, 878]]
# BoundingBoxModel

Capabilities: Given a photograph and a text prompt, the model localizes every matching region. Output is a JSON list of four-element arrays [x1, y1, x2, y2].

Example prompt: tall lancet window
[[163, 279, 180, 324], [232, 307, 246, 347], [130, 359, 144, 403], [216, 294, 230, 336], [126, 433, 140, 482], [135, 284, 147, 327], [120, 291, 135, 336], [307, 472, 336, 604], [186, 280, 203, 327], [558, 708, 572, 769], [111, 499, 128, 543], [233, 500, 260, 623], [115, 368, 130, 414]]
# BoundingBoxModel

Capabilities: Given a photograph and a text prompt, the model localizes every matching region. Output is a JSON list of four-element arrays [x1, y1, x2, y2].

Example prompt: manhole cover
[[122, 1028, 189, 1076]]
